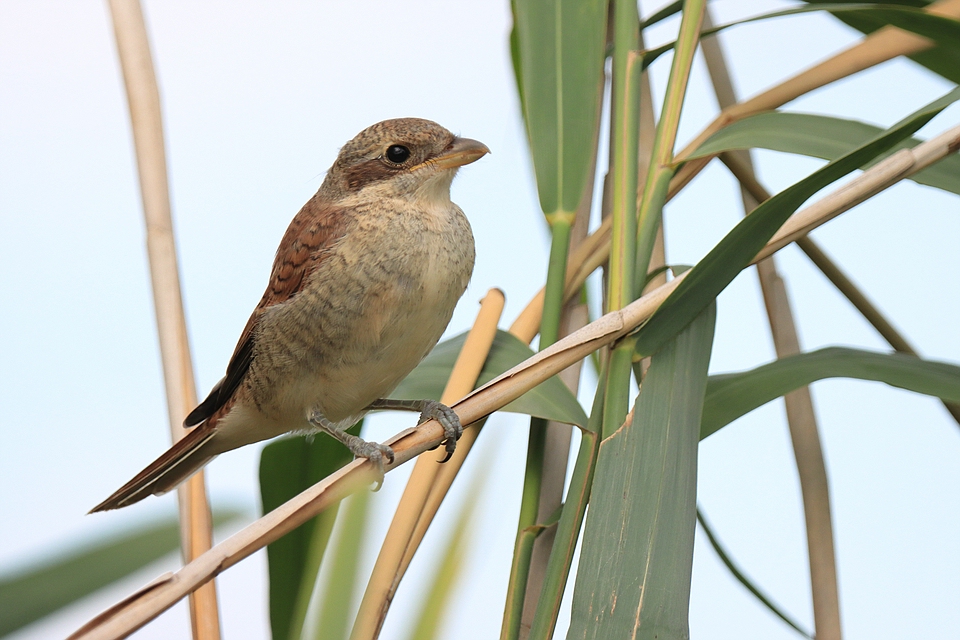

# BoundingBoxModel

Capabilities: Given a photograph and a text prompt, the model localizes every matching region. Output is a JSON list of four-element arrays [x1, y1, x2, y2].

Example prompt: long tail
[[89, 424, 219, 513]]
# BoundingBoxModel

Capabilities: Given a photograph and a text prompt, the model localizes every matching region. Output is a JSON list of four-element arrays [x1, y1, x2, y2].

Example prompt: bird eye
[[385, 145, 411, 164]]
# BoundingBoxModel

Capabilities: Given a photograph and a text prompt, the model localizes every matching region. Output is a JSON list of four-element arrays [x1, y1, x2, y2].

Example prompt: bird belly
[[247, 206, 473, 432]]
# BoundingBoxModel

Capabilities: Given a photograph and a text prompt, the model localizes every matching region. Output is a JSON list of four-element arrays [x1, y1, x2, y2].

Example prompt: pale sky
[[1, 1, 958, 639]]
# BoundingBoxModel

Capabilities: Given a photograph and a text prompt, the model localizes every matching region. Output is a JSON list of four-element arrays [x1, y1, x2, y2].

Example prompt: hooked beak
[[432, 137, 490, 170]]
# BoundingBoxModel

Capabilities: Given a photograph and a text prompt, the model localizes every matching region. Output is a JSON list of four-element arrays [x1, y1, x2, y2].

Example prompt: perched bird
[[91, 118, 488, 512]]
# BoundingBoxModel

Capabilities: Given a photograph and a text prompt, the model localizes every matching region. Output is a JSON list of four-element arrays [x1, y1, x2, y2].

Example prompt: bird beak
[[432, 137, 490, 170]]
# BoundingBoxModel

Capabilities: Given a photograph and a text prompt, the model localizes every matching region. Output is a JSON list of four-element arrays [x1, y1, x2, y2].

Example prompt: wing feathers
[[183, 198, 346, 429]]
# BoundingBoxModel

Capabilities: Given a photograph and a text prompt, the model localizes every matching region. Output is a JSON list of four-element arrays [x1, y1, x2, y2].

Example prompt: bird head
[[319, 118, 489, 202]]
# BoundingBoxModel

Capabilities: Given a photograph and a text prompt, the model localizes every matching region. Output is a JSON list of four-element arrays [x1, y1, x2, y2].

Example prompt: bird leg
[[308, 411, 394, 486], [366, 398, 462, 462]]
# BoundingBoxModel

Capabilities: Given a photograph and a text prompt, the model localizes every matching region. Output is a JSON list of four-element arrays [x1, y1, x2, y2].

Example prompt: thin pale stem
[[634, 0, 705, 288], [104, 2, 218, 638]]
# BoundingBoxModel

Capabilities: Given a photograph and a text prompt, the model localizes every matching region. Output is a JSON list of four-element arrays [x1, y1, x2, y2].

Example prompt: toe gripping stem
[[366, 398, 463, 462], [308, 411, 394, 489]]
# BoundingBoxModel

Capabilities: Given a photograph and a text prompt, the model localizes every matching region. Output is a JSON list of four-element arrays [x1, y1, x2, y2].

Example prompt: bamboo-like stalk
[[633, 10, 676, 386], [597, 0, 644, 450], [607, 0, 641, 315], [633, 1, 704, 291], [603, 0, 705, 443], [104, 2, 219, 639], [351, 289, 505, 640], [68, 122, 960, 640], [701, 11, 841, 638]]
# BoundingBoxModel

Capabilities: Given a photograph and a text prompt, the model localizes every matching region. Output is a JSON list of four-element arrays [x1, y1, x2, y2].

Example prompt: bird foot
[[342, 433, 394, 490], [416, 400, 462, 463], [308, 411, 394, 490]]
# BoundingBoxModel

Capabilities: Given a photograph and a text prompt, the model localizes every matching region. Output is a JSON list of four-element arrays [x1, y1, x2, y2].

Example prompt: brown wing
[[184, 197, 346, 427]]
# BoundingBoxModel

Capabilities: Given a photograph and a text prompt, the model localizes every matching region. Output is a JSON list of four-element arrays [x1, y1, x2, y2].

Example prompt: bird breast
[[251, 191, 475, 427]]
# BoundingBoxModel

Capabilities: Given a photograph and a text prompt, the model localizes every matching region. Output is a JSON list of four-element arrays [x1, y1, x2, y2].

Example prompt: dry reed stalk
[[702, 10, 841, 637], [68, 123, 960, 640], [352, 289, 505, 640], [104, 1, 219, 638]]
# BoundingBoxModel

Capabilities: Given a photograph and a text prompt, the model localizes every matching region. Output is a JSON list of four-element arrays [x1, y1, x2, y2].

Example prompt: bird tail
[[89, 424, 219, 513]]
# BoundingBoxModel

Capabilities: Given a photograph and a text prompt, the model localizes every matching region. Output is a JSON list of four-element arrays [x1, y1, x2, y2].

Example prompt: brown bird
[[91, 118, 488, 512]]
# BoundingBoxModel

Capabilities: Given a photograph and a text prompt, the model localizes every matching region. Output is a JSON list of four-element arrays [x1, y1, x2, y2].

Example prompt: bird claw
[[345, 436, 394, 491], [417, 400, 462, 463]]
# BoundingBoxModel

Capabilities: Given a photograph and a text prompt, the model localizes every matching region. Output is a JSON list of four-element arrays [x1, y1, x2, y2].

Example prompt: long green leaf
[[802, 0, 960, 84], [259, 427, 360, 640], [567, 304, 716, 640], [0, 511, 243, 636], [690, 111, 960, 195], [633, 86, 960, 357], [513, 0, 607, 219], [641, 4, 960, 71], [701, 347, 960, 439], [390, 329, 588, 428]]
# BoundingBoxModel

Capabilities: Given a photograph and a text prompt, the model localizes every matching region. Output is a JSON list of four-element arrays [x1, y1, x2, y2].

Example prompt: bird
[[91, 118, 488, 512]]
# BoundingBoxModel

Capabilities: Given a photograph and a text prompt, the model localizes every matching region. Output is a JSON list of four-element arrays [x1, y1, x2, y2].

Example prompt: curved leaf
[[690, 111, 960, 195], [633, 86, 960, 357], [697, 508, 813, 639], [802, 0, 960, 84], [642, 4, 960, 71], [701, 347, 960, 439], [0, 511, 243, 636], [390, 330, 588, 428]]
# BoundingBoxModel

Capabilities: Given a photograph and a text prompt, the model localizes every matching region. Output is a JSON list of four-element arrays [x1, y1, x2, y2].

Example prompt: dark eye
[[385, 145, 410, 164]]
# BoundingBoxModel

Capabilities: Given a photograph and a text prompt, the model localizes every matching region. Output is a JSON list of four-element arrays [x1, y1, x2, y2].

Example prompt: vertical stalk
[[633, 0, 705, 291], [526, 367, 605, 640], [606, 0, 640, 315], [634, 26, 664, 384], [601, 0, 642, 436], [104, 2, 219, 639], [701, 11, 841, 639]]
